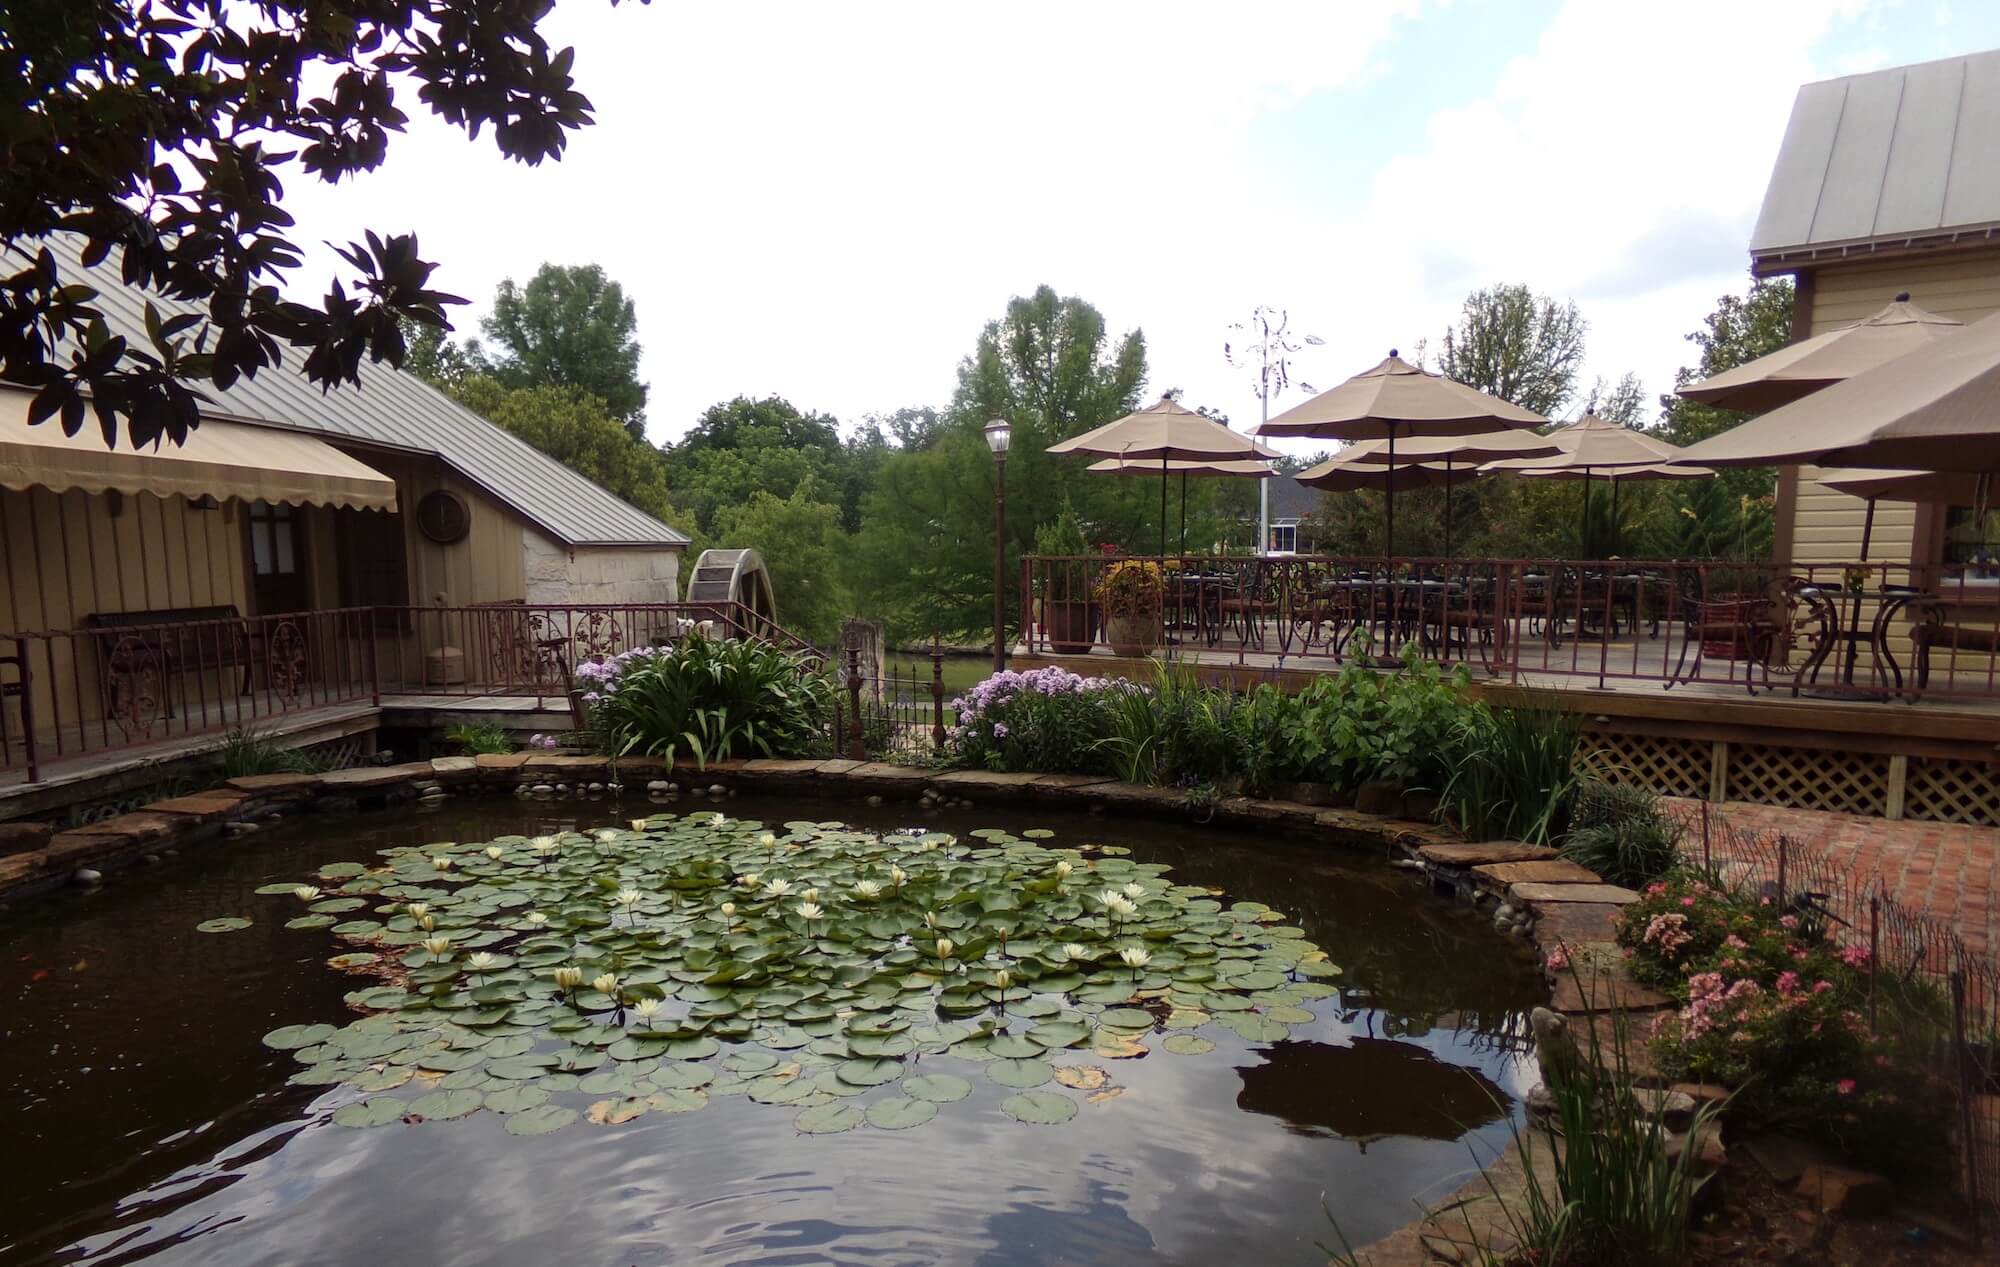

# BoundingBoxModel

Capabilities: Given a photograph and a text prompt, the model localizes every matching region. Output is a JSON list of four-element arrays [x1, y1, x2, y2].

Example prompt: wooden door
[[246, 499, 311, 614]]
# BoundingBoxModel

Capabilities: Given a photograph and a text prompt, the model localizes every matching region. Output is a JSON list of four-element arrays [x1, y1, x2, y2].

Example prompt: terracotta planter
[[1043, 599, 1101, 656], [1102, 612, 1159, 657]]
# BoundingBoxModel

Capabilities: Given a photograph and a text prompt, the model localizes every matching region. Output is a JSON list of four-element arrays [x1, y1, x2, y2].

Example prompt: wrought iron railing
[[1020, 553, 2000, 701]]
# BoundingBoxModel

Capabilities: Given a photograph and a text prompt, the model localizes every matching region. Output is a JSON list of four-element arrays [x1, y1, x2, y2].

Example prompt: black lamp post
[[984, 417, 1012, 673]]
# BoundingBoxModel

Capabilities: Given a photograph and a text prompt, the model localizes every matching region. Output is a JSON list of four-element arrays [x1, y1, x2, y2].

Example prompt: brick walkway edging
[[0, 752, 1672, 1264]]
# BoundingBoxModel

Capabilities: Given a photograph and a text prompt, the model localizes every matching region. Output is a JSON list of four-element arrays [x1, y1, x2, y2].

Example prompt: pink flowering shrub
[[1618, 874, 1947, 1165]]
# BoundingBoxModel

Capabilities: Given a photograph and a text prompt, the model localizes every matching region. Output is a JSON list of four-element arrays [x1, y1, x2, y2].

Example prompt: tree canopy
[[2, 0, 644, 449], [1435, 283, 1588, 417], [474, 263, 649, 435]]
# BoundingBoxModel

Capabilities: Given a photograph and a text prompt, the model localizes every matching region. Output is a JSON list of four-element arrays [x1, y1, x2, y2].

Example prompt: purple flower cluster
[[571, 646, 668, 704], [949, 666, 1121, 727]]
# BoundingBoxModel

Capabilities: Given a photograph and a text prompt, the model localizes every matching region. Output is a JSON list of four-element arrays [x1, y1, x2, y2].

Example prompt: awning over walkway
[[0, 391, 397, 511]]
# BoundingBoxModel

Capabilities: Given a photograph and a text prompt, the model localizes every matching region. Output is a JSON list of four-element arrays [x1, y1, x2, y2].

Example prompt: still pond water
[[0, 796, 1543, 1266]]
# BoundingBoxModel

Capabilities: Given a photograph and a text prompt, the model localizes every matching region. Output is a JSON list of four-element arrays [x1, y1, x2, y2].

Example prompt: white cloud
[[274, 0, 1921, 451]]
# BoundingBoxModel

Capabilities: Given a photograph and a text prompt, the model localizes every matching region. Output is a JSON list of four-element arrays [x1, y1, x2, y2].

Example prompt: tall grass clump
[[1436, 699, 1584, 844], [216, 726, 344, 777], [583, 633, 837, 767], [1560, 779, 1682, 888]]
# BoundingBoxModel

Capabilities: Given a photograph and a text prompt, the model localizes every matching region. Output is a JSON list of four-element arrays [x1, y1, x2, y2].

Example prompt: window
[[247, 500, 299, 576], [1267, 522, 1298, 555], [1944, 504, 2000, 577], [337, 507, 410, 623]]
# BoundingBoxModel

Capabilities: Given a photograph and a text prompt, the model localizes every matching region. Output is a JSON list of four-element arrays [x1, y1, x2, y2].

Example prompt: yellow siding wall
[[1790, 248, 2000, 566]]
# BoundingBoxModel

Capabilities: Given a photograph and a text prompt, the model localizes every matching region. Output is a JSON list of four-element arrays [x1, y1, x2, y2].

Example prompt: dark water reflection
[[0, 795, 1544, 1266]]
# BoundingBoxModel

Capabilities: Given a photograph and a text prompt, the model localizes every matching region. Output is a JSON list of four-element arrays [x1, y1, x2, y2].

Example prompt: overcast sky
[[283, 0, 2000, 451]]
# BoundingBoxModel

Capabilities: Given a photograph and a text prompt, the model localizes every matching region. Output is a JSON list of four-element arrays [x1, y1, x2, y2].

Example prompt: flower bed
[[1616, 875, 1949, 1168], [947, 666, 1130, 775]]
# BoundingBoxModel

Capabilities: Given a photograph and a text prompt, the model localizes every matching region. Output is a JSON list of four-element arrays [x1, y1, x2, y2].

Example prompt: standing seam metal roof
[[1752, 48, 2000, 261], [18, 234, 687, 548]]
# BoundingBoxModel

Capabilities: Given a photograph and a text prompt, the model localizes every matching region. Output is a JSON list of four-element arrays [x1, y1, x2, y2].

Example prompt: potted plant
[[1034, 499, 1099, 654], [1096, 559, 1164, 656]]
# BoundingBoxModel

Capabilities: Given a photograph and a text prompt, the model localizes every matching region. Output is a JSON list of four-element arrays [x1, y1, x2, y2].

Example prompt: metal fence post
[[845, 647, 866, 761], [930, 633, 946, 752], [1775, 837, 1788, 909], [1700, 800, 1711, 875]]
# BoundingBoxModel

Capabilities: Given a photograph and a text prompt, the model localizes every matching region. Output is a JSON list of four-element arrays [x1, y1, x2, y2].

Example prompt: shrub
[[1561, 779, 1682, 888], [443, 721, 511, 756], [1094, 559, 1163, 617], [1094, 662, 1239, 788], [947, 665, 1127, 774], [1617, 874, 1950, 1167], [583, 633, 837, 767], [1436, 698, 1583, 843]]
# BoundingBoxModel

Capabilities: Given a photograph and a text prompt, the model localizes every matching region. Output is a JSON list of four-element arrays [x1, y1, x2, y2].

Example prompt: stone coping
[[0, 750, 1674, 1264]]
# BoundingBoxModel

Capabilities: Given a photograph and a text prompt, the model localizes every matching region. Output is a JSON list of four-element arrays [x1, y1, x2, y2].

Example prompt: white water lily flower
[[613, 887, 643, 908], [419, 936, 452, 957], [719, 901, 736, 918], [1063, 943, 1092, 961], [889, 866, 908, 887], [417, 914, 438, 931], [531, 837, 561, 857], [524, 911, 548, 927], [923, 911, 940, 930], [1053, 860, 1073, 879], [632, 997, 663, 1020], [595, 829, 618, 842], [467, 952, 497, 971], [485, 845, 505, 861], [431, 855, 454, 870], [1097, 888, 1123, 907], [592, 972, 620, 996], [1121, 882, 1145, 900], [712, 813, 727, 826], [852, 879, 882, 899], [404, 902, 428, 919], [799, 887, 819, 904], [1119, 946, 1152, 969], [994, 969, 1012, 990], [630, 819, 648, 832], [796, 902, 824, 920], [292, 885, 321, 902], [1105, 895, 1139, 919], [552, 966, 584, 990], [758, 833, 777, 847], [935, 938, 955, 960], [763, 878, 793, 897], [738, 872, 761, 888]]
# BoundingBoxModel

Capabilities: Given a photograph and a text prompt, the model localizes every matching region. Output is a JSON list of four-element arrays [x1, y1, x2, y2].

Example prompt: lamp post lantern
[[984, 417, 1012, 673]]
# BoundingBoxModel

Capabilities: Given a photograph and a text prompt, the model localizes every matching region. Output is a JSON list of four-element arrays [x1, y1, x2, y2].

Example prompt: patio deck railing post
[[930, 634, 946, 752], [845, 646, 866, 761]]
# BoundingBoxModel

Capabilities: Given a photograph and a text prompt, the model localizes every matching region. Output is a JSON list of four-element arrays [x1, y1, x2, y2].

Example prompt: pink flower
[[1776, 970, 1801, 996], [1839, 944, 1873, 969], [1544, 945, 1570, 973], [1836, 1079, 1856, 1096], [1779, 914, 1799, 930], [1645, 882, 1668, 897], [1812, 979, 1833, 994], [1681, 896, 1696, 908]]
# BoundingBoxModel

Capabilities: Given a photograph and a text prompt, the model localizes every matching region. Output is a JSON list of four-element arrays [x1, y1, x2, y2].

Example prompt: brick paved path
[[1667, 798, 1999, 962]]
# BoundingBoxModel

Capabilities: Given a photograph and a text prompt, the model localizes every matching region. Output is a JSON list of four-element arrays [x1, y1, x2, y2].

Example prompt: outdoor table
[[1795, 584, 1926, 695]]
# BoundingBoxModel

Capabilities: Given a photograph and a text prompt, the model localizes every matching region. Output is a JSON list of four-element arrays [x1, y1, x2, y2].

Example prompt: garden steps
[[141, 790, 250, 822], [224, 772, 323, 795], [318, 762, 436, 789], [1507, 880, 1640, 905], [1416, 841, 1557, 866], [1529, 902, 1625, 952], [1472, 859, 1601, 886], [1546, 943, 1672, 1014], [428, 756, 480, 785]]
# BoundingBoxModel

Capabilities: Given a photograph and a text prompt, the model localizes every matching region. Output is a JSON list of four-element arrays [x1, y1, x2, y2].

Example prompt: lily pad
[[864, 1096, 938, 1130], [263, 1023, 338, 1050], [1162, 1034, 1215, 1055], [1001, 1090, 1078, 1124], [902, 1073, 972, 1103], [987, 1058, 1053, 1089], [331, 1097, 406, 1128], [409, 1088, 483, 1120], [794, 1101, 864, 1133], [196, 917, 252, 933], [504, 1104, 577, 1136], [484, 1085, 550, 1114], [1097, 1007, 1155, 1030]]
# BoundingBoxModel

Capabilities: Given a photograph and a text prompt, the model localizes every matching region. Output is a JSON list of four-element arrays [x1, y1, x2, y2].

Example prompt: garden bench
[[81, 605, 254, 722]]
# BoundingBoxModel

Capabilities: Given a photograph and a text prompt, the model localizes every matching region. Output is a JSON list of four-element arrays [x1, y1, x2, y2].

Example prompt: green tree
[[3, 0, 637, 449], [1436, 283, 1587, 416], [713, 489, 850, 643], [1659, 277, 1795, 446], [475, 263, 649, 435], [678, 395, 841, 458]]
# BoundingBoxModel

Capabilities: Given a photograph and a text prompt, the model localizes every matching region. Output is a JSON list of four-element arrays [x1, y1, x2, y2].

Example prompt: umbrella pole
[[1159, 452, 1169, 561], [1579, 469, 1592, 557], [1610, 479, 1620, 556], [1444, 456, 1455, 559], [1385, 425, 1397, 557], [1179, 471, 1188, 556], [1859, 496, 1876, 562]]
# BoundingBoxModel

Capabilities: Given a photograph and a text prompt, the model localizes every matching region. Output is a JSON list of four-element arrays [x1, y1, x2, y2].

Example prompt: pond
[[0, 796, 1544, 1267]]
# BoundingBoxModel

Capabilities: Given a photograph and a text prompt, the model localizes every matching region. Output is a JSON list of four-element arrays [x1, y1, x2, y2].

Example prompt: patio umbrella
[[1049, 395, 1279, 557], [1255, 350, 1546, 553], [1314, 429, 1558, 557], [1487, 415, 1710, 556], [1814, 467, 1992, 561], [1297, 440, 1487, 555], [1084, 456, 1277, 555], [1673, 307, 2000, 472], [1676, 294, 1962, 413]]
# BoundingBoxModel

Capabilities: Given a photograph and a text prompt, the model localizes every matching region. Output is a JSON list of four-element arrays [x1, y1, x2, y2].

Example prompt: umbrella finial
[[1894, 291, 1911, 303], [1388, 347, 1399, 359]]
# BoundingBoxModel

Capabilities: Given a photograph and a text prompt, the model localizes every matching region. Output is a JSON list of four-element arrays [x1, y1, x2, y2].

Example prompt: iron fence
[[1669, 799, 1998, 1238], [830, 640, 952, 764], [1022, 553, 2000, 701]]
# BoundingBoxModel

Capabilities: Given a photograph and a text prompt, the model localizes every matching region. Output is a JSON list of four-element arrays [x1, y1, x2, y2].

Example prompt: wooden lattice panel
[[1903, 757, 2000, 826], [1727, 742, 1888, 817], [1581, 731, 1711, 799]]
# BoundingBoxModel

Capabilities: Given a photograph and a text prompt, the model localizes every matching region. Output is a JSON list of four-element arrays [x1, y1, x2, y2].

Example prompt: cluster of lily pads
[[243, 812, 1342, 1136]]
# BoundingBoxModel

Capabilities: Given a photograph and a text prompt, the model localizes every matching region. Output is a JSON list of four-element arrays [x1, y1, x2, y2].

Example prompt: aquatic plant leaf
[[1000, 1090, 1077, 1124], [902, 1074, 972, 1103], [986, 1058, 1053, 1089], [793, 1102, 864, 1134], [409, 1088, 483, 1120], [263, 1023, 338, 1050], [196, 917, 252, 932], [331, 1097, 406, 1128], [504, 1104, 577, 1135], [864, 1096, 937, 1130], [1162, 1034, 1215, 1055]]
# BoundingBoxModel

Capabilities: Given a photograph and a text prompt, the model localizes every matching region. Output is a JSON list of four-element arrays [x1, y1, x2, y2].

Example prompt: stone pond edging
[[0, 752, 1686, 1265]]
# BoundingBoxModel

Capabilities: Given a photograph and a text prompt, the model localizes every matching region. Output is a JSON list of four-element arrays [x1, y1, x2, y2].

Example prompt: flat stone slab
[[1216, 797, 1321, 826], [1551, 969, 1672, 1014], [815, 759, 864, 776], [226, 773, 322, 794], [1417, 841, 1559, 866], [429, 756, 479, 783], [739, 759, 826, 777], [843, 762, 932, 785], [1085, 782, 1186, 808], [609, 755, 669, 777], [0, 822, 54, 856], [1510, 881, 1639, 905], [524, 754, 610, 775], [474, 752, 533, 771], [1475, 859, 1602, 886], [928, 770, 1046, 790], [1531, 902, 1626, 949], [319, 762, 434, 789], [143, 791, 248, 821], [65, 812, 185, 843]]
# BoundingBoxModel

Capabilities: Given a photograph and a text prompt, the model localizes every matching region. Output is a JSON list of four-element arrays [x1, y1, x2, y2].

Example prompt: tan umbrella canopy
[[1085, 456, 1277, 555], [1049, 395, 1278, 556], [1254, 350, 1547, 552], [1488, 415, 1712, 556], [1299, 438, 1495, 555], [1676, 294, 1962, 414], [1814, 467, 1994, 561], [1674, 307, 2000, 472]]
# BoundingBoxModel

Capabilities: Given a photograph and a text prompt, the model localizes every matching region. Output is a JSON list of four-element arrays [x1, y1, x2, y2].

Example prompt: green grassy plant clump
[[242, 814, 1342, 1136], [1559, 780, 1682, 888], [1615, 874, 1949, 1168], [1436, 699, 1584, 845], [582, 633, 837, 767], [443, 722, 512, 756], [217, 726, 344, 778]]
